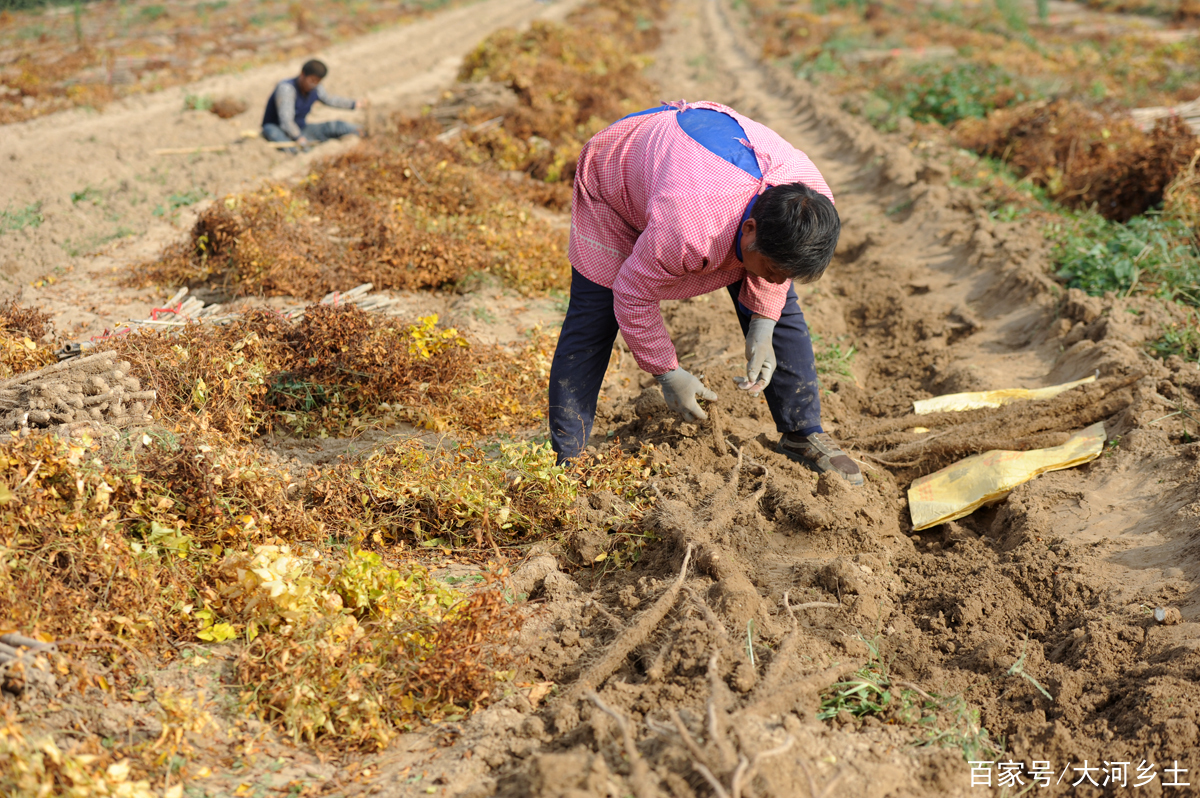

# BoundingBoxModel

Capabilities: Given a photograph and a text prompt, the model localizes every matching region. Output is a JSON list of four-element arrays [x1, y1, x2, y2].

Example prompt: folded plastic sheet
[[912, 374, 1097, 415], [907, 421, 1107, 531]]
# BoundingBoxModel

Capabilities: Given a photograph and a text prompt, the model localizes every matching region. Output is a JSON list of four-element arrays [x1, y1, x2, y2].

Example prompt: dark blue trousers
[[548, 268, 823, 463]]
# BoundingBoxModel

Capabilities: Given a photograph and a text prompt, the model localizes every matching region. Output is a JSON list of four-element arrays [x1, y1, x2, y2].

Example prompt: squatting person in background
[[261, 59, 367, 152], [548, 100, 862, 486]]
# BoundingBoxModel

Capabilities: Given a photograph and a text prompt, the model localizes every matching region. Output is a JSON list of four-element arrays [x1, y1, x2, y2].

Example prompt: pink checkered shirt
[[568, 100, 834, 376]]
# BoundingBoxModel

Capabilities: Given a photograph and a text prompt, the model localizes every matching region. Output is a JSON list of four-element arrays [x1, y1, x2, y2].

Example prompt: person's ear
[[741, 217, 757, 249]]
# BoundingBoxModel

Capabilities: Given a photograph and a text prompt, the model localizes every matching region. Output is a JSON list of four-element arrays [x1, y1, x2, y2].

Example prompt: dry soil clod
[[1154, 606, 1182, 625]]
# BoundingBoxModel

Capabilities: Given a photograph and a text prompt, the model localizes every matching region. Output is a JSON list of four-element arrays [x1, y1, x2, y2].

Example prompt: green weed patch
[[853, 62, 1040, 130], [813, 332, 857, 380], [819, 636, 1000, 762], [895, 63, 1037, 127], [0, 202, 43, 235], [1048, 210, 1200, 304], [1147, 312, 1200, 361]]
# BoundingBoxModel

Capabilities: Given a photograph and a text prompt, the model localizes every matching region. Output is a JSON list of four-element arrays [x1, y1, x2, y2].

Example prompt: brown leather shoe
[[777, 432, 863, 486]]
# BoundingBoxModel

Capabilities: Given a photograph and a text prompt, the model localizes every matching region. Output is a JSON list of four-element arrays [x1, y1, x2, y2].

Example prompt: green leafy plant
[[899, 63, 1037, 127], [183, 94, 213, 112], [994, 0, 1028, 32], [819, 635, 1001, 761], [1048, 210, 1200, 305], [919, 693, 1003, 763], [819, 637, 893, 719], [794, 32, 866, 81], [1148, 313, 1200, 361], [70, 186, 103, 205], [813, 333, 857, 380], [137, 4, 166, 22], [1005, 643, 1054, 701], [0, 203, 43, 235], [152, 189, 208, 217]]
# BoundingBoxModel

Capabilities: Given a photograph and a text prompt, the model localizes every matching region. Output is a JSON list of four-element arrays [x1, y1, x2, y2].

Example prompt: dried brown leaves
[[0, 301, 56, 379], [237, 587, 520, 748], [93, 304, 552, 438], [455, 0, 667, 182], [134, 136, 570, 299], [955, 100, 1199, 222]]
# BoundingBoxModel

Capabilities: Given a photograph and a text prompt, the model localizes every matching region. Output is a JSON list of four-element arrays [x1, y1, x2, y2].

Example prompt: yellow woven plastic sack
[[907, 421, 1107, 531], [912, 374, 1097, 415]]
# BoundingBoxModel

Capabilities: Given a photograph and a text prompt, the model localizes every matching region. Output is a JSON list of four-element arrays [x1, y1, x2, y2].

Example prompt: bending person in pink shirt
[[549, 101, 861, 486]]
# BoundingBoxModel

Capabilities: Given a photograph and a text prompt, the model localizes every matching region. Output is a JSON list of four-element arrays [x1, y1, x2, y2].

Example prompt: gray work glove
[[655, 367, 717, 422], [742, 316, 777, 393]]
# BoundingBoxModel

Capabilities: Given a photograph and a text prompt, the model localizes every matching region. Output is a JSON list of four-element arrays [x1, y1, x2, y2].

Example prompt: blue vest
[[621, 106, 766, 262], [262, 78, 320, 130]]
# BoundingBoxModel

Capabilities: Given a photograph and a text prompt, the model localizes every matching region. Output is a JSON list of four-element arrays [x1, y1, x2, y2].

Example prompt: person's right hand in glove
[[655, 367, 717, 422]]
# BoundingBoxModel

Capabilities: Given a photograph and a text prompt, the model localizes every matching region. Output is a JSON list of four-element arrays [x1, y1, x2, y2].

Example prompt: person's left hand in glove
[[739, 314, 776, 395]]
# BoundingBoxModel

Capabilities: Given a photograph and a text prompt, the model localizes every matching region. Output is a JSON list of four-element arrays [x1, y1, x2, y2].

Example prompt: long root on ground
[[846, 373, 1142, 477]]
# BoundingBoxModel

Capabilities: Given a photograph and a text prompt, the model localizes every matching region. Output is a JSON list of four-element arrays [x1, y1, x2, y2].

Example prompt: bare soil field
[[0, 0, 466, 126], [1, 0, 1199, 795]]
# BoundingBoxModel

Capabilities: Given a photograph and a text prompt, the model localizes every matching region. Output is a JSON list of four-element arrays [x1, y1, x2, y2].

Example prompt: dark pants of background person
[[262, 120, 360, 152], [548, 268, 823, 464]]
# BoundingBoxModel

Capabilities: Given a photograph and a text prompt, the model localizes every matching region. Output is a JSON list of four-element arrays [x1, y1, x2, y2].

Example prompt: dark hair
[[301, 59, 328, 79], [748, 182, 840, 283]]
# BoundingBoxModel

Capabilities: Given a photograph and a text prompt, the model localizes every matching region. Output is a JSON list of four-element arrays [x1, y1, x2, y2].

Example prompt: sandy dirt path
[[0, 0, 574, 335]]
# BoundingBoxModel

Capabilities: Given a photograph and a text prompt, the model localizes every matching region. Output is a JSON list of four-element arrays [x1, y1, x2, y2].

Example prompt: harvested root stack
[[848, 374, 1141, 477], [0, 352, 156, 436]]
